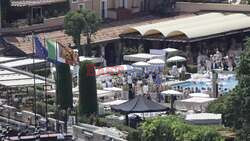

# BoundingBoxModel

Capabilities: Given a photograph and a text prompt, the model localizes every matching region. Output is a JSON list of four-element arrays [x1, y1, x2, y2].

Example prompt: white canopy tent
[[175, 97, 216, 112], [189, 93, 210, 98], [132, 61, 151, 67], [123, 53, 164, 62], [185, 113, 222, 125], [147, 59, 165, 65], [167, 56, 186, 63], [0, 58, 45, 68], [161, 90, 183, 96]]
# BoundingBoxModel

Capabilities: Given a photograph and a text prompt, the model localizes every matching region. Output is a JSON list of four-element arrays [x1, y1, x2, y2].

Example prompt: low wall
[[176, 2, 250, 13], [73, 124, 126, 141]]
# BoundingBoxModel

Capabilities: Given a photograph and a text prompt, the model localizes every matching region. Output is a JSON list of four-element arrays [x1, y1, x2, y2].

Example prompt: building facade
[[69, 0, 146, 20]]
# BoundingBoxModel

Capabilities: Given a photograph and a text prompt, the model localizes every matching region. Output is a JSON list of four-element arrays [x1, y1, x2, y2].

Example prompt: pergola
[[120, 13, 250, 63]]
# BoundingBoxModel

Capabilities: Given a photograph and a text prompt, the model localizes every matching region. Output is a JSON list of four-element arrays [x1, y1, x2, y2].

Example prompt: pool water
[[172, 74, 238, 94]]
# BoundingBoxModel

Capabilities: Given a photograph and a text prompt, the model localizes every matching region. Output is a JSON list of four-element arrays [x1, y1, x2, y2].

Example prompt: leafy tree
[[207, 37, 250, 140], [78, 60, 98, 115], [56, 63, 73, 110], [64, 9, 101, 56], [134, 116, 224, 141]]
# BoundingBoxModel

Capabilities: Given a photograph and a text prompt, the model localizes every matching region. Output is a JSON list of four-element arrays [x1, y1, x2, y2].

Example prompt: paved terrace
[[3, 14, 193, 55]]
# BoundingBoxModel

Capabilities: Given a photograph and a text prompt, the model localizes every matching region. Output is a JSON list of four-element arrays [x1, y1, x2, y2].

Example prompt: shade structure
[[147, 59, 165, 65], [116, 65, 134, 72], [123, 53, 164, 62], [167, 56, 186, 63], [161, 90, 183, 96], [132, 61, 151, 67], [111, 95, 169, 114], [189, 93, 210, 98], [162, 48, 178, 53]]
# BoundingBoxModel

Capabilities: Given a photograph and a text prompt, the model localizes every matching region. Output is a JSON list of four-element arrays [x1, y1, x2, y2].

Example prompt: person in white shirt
[[143, 83, 149, 95]]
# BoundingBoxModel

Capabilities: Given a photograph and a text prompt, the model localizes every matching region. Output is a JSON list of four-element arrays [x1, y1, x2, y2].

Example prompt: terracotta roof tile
[[5, 14, 193, 55]]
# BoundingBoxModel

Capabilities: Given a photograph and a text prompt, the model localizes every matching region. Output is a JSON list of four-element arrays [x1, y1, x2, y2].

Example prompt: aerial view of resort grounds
[[0, 0, 250, 140]]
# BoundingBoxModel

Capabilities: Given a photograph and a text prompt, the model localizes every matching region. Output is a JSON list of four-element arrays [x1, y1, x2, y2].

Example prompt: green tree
[[64, 9, 101, 56], [78, 61, 98, 115], [135, 116, 224, 141], [207, 37, 250, 140], [56, 63, 73, 110]]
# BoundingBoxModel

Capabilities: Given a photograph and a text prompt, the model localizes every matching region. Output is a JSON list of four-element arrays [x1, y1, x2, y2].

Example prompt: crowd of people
[[198, 49, 237, 73]]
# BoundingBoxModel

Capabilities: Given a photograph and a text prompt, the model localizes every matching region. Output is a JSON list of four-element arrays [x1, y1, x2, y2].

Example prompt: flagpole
[[55, 40, 60, 133], [44, 36, 48, 131], [32, 33, 37, 128]]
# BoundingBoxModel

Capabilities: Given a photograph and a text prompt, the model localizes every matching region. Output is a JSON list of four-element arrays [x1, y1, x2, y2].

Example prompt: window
[[119, 0, 128, 8], [79, 3, 86, 10], [72, 0, 78, 3]]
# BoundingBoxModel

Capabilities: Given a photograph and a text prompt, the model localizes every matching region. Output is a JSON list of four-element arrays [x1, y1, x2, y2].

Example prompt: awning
[[123, 13, 250, 39]]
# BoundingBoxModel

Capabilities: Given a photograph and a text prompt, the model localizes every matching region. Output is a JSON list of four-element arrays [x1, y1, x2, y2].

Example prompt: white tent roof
[[161, 90, 183, 96], [101, 100, 127, 106], [79, 56, 103, 63], [147, 59, 165, 65], [180, 97, 216, 104], [189, 93, 210, 98], [185, 113, 222, 125], [124, 13, 224, 35], [167, 56, 186, 63], [123, 53, 164, 62], [124, 13, 250, 39], [186, 113, 222, 121], [0, 57, 19, 63], [0, 58, 45, 68], [162, 48, 178, 53], [132, 61, 151, 67], [103, 87, 122, 92]]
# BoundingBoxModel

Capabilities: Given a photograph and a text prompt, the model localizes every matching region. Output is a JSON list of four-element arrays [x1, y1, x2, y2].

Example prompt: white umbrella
[[161, 90, 183, 96], [132, 61, 151, 67], [189, 93, 210, 98], [162, 48, 178, 53], [147, 59, 165, 65], [167, 56, 186, 63]]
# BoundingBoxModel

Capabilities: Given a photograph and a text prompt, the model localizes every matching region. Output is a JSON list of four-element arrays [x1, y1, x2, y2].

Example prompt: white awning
[[147, 59, 165, 65], [161, 90, 183, 96], [189, 93, 210, 98], [124, 13, 250, 39], [0, 58, 45, 68], [180, 97, 216, 104], [79, 56, 104, 63], [185, 113, 222, 125]]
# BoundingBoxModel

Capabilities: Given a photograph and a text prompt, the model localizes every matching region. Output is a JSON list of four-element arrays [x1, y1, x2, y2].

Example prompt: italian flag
[[46, 39, 65, 63]]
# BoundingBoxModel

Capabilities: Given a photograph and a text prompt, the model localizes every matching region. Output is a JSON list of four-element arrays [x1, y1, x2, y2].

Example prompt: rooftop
[[11, 0, 67, 7], [3, 14, 193, 55]]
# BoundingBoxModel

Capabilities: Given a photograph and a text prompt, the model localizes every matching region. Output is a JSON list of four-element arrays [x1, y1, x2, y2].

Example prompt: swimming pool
[[171, 73, 238, 94]]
